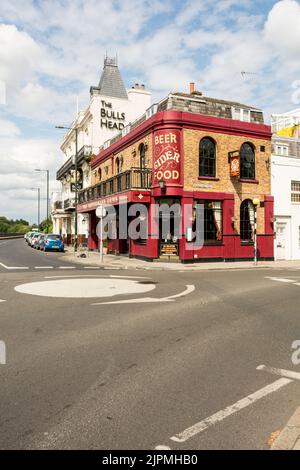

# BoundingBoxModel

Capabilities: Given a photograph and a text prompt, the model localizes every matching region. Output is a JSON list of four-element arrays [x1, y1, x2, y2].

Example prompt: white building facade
[[272, 124, 300, 260], [52, 57, 151, 244]]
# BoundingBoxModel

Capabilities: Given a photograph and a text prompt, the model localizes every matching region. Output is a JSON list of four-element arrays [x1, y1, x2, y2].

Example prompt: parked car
[[37, 234, 45, 250], [26, 232, 35, 245], [25, 231, 34, 243], [30, 233, 41, 247], [33, 234, 44, 249], [41, 234, 64, 252]]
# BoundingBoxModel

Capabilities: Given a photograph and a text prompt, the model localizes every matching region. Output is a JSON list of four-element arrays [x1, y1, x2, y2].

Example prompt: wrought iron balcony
[[64, 198, 75, 210], [53, 200, 63, 210], [78, 168, 152, 204], [56, 146, 98, 180]]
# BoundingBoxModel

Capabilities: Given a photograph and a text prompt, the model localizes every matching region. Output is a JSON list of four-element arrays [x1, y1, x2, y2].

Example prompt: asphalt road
[[1, 238, 300, 449], [0, 237, 78, 271]]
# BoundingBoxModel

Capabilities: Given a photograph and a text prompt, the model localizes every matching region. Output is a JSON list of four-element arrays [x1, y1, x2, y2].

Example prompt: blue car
[[42, 234, 64, 252]]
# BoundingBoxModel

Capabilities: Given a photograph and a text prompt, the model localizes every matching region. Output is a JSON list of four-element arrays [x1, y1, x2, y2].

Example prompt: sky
[[1, 0, 300, 223]]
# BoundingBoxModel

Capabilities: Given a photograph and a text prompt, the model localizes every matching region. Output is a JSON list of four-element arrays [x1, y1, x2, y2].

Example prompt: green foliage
[[0, 216, 30, 234], [39, 217, 53, 234]]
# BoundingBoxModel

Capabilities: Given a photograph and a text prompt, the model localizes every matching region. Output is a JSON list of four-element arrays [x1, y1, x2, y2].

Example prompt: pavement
[[1, 238, 300, 449], [271, 406, 300, 450], [63, 246, 300, 271]]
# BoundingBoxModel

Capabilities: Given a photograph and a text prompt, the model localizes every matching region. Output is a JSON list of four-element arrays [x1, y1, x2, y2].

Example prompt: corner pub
[[77, 83, 274, 263]]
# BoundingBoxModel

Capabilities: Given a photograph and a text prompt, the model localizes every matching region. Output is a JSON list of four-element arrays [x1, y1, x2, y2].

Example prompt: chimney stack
[[135, 83, 139, 90], [189, 82, 195, 94], [141, 84, 145, 90]]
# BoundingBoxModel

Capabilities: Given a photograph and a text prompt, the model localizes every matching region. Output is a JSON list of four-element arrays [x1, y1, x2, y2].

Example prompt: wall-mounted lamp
[[158, 179, 166, 191]]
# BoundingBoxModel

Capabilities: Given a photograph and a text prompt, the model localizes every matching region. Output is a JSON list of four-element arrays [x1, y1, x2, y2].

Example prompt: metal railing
[[56, 145, 98, 180], [53, 200, 62, 210], [64, 198, 75, 210], [78, 168, 151, 204]]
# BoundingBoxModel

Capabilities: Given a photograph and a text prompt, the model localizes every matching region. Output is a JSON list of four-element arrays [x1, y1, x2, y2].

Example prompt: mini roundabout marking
[[14, 277, 156, 299]]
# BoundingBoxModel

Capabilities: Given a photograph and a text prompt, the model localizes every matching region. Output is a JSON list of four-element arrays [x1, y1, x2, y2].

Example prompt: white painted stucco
[[271, 151, 300, 260]]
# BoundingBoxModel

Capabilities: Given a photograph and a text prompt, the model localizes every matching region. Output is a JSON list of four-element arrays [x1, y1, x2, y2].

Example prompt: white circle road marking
[[14, 278, 156, 298]]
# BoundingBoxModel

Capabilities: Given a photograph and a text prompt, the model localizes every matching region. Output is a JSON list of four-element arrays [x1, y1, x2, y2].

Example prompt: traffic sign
[[96, 205, 107, 218]]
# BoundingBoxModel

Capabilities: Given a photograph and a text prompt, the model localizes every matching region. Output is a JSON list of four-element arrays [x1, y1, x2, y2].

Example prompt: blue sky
[[1, 0, 300, 222]]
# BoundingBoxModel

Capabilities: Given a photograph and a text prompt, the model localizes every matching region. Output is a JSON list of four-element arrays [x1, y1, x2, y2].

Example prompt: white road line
[[44, 275, 106, 279], [265, 276, 297, 283], [84, 266, 100, 270], [0, 300, 6, 303], [0, 262, 29, 270], [257, 364, 300, 381], [92, 284, 195, 305], [104, 267, 120, 270], [166, 284, 195, 300], [109, 275, 150, 279], [35, 266, 53, 269], [169, 378, 291, 443], [58, 266, 75, 269]]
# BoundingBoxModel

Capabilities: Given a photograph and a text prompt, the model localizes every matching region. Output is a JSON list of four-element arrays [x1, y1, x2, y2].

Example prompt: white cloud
[[264, 0, 300, 56], [0, 136, 61, 222], [0, 117, 20, 136]]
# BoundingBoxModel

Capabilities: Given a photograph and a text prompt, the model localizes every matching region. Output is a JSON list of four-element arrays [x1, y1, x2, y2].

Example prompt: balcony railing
[[53, 200, 62, 210], [56, 146, 99, 180], [78, 168, 152, 204], [64, 198, 75, 210]]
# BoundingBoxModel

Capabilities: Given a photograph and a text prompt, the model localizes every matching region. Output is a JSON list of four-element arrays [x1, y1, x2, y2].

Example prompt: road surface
[[1, 238, 300, 449]]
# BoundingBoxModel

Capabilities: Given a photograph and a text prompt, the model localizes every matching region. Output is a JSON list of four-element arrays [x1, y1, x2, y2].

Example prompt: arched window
[[199, 138, 216, 177], [240, 199, 255, 241], [240, 143, 255, 179], [98, 168, 102, 180], [115, 157, 120, 174], [139, 143, 146, 169]]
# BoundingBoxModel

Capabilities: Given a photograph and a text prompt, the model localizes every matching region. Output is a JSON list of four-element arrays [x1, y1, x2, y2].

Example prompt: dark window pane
[[240, 199, 254, 241], [240, 143, 255, 179], [199, 138, 216, 177], [193, 200, 222, 242]]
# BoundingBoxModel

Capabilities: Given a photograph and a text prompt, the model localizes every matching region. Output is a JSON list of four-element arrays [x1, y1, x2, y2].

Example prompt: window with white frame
[[232, 107, 251, 122], [291, 181, 300, 203], [276, 145, 289, 156]]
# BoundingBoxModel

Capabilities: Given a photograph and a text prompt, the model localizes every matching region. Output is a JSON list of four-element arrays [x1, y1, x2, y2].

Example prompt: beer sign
[[230, 155, 240, 177], [153, 129, 182, 186]]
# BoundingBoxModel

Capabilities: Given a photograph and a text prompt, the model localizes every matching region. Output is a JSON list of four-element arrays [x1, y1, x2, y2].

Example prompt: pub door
[[158, 198, 180, 260]]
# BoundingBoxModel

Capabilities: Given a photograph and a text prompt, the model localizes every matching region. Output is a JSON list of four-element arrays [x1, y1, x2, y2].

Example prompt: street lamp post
[[55, 125, 79, 252], [30, 187, 40, 230], [35, 169, 49, 233], [252, 198, 260, 266]]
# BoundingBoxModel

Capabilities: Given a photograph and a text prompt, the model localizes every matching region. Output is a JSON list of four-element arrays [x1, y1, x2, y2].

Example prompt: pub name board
[[100, 100, 125, 131]]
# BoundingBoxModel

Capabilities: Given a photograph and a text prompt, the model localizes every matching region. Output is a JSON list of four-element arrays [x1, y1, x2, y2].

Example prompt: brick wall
[[91, 133, 152, 186], [183, 129, 271, 233]]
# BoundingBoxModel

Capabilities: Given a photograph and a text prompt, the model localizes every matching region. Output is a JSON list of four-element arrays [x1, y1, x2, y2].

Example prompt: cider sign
[[153, 130, 182, 186]]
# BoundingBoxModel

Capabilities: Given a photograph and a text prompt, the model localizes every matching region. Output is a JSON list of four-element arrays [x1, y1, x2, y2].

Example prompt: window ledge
[[240, 241, 254, 245], [198, 176, 219, 181], [239, 178, 259, 184]]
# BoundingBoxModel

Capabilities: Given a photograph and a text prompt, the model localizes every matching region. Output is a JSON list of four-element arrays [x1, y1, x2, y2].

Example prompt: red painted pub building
[[77, 86, 274, 262]]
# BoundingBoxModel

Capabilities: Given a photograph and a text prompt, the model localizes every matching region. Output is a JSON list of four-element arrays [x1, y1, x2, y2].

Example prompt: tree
[[39, 217, 53, 234], [0, 216, 30, 234]]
